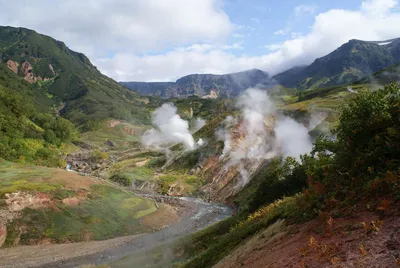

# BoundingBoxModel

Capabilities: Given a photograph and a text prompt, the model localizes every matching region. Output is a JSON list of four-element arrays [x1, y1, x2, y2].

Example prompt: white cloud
[[233, 33, 246, 39], [290, 32, 303, 38], [274, 29, 288, 35], [174, 42, 243, 53], [273, 4, 316, 37], [223, 42, 244, 50], [98, 0, 400, 81], [361, 0, 397, 16], [264, 43, 282, 51], [1, 0, 400, 82], [294, 4, 317, 16], [0, 0, 233, 57]]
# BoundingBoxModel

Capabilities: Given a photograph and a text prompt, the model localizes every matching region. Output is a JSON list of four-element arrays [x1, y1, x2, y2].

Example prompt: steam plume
[[192, 118, 206, 132], [347, 86, 357, 94], [275, 116, 312, 159], [142, 103, 202, 150], [217, 88, 312, 188]]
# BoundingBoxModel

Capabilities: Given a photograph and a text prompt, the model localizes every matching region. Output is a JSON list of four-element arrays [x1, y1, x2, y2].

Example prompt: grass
[[1, 26, 152, 128], [79, 120, 146, 148], [119, 166, 155, 181], [177, 193, 315, 268], [0, 159, 158, 246], [106, 147, 205, 195], [0, 159, 55, 197]]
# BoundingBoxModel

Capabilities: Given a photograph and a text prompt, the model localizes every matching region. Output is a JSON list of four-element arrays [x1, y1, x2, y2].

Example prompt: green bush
[[178, 84, 400, 268], [90, 150, 109, 162], [109, 174, 132, 186], [303, 83, 400, 201], [247, 157, 308, 213]]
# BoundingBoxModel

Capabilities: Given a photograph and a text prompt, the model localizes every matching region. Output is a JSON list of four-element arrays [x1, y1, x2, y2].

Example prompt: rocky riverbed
[[0, 195, 232, 268]]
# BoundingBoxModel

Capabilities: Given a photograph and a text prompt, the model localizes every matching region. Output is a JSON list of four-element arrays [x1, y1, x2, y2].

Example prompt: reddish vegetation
[[62, 191, 88, 207], [49, 169, 94, 190], [216, 204, 400, 268], [202, 156, 220, 171], [123, 126, 136, 136], [62, 197, 81, 206]]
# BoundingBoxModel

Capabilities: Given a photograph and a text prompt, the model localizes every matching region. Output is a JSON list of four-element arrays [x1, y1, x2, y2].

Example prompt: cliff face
[[121, 69, 273, 98]]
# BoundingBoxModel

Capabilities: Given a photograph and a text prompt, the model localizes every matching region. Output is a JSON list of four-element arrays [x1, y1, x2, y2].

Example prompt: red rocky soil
[[216, 204, 400, 268]]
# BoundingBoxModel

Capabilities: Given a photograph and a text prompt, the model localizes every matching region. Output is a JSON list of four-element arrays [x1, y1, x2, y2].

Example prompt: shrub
[[109, 174, 131, 187], [303, 83, 400, 201], [90, 150, 109, 162]]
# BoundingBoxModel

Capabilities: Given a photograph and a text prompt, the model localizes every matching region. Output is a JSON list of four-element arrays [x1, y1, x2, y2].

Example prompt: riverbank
[[0, 196, 231, 268]]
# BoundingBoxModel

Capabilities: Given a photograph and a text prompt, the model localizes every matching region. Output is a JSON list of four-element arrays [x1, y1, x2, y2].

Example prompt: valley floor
[[0, 233, 143, 268], [0, 195, 231, 268]]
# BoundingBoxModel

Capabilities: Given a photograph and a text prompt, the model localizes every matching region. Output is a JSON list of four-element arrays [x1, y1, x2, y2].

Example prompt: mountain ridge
[[122, 37, 400, 97], [274, 37, 400, 89], [0, 25, 150, 130], [121, 69, 273, 98]]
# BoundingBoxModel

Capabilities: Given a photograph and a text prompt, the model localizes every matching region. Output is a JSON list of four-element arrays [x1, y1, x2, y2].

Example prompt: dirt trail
[[0, 196, 232, 268]]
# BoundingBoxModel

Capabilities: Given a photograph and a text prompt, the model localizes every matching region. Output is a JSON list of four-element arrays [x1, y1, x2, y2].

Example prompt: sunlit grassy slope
[[0, 159, 156, 246]]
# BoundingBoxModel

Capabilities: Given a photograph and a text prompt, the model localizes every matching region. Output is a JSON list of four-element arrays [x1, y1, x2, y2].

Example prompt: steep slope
[[0, 26, 150, 130], [361, 62, 400, 85], [121, 69, 273, 98], [0, 63, 78, 166], [274, 38, 400, 89], [176, 83, 399, 268]]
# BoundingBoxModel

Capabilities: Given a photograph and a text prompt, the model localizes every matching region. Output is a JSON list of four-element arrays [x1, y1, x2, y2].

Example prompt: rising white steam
[[142, 103, 202, 150], [347, 86, 357, 94], [217, 88, 312, 188], [228, 88, 278, 161], [307, 110, 329, 131], [274, 117, 312, 160], [216, 115, 237, 158], [197, 138, 205, 146], [192, 117, 206, 132]]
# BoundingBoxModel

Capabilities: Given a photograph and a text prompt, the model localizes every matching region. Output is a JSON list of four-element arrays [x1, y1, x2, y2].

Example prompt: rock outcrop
[[22, 61, 37, 83], [6, 60, 18, 74]]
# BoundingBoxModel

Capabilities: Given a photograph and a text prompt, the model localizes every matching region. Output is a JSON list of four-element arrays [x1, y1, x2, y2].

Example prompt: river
[[0, 195, 232, 268]]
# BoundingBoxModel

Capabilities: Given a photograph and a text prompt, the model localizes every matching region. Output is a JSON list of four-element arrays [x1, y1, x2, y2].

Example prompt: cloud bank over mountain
[[1, 0, 399, 81]]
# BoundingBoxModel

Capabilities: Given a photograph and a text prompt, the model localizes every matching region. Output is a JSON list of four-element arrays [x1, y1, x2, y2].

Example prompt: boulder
[[105, 140, 116, 147]]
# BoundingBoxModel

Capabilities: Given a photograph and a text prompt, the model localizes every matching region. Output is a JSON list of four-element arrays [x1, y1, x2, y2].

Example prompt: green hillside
[[0, 26, 150, 130], [274, 38, 400, 90], [0, 63, 76, 166], [361, 62, 400, 85], [171, 83, 400, 268]]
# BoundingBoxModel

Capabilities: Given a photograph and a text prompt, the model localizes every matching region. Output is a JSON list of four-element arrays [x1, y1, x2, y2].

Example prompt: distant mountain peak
[[274, 37, 400, 90], [122, 69, 272, 98]]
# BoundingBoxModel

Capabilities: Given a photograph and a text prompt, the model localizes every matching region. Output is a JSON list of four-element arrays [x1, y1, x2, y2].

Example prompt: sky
[[1, 0, 400, 82]]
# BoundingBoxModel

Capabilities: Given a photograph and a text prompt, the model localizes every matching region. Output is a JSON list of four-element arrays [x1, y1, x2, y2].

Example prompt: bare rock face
[[6, 59, 54, 83], [202, 90, 218, 99], [6, 60, 19, 74], [48, 64, 56, 76], [22, 61, 37, 83]]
